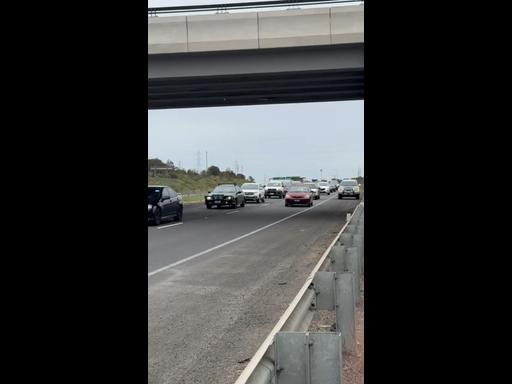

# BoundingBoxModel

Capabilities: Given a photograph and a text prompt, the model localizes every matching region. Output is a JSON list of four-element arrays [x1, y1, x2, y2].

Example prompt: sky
[[148, 100, 364, 184]]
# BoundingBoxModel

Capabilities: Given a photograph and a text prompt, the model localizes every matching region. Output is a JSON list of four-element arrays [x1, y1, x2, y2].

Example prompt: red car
[[285, 185, 313, 207]]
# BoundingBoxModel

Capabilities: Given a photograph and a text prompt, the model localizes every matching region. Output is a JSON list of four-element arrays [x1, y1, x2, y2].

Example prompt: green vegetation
[[148, 159, 254, 204]]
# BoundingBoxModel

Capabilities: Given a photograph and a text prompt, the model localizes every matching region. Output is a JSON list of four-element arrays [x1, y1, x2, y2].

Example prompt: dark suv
[[205, 184, 245, 209], [148, 185, 183, 225]]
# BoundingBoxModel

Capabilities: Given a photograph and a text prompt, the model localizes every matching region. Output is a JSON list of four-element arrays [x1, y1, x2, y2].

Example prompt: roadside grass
[[148, 174, 249, 205]]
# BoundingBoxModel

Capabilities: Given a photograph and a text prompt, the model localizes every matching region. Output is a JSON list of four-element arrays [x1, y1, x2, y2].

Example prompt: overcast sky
[[148, 101, 364, 183]]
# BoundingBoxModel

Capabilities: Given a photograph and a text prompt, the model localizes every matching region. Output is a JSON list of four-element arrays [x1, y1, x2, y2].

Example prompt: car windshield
[[212, 185, 236, 193], [319, 182, 329, 186], [242, 183, 258, 190], [268, 182, 281, 186], [289, 186, 309, 193], [305, 184, 317, 188], [148, 187, 162, 204], [341, 180, 358, 186]]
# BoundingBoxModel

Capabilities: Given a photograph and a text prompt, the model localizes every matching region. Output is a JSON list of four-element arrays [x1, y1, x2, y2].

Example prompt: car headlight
[[148, 204, 153, 210], [206, 196, 212, 200], [354, 187, 360, 192], [338, 187, 344, 192], [227, 196, 233, 200]]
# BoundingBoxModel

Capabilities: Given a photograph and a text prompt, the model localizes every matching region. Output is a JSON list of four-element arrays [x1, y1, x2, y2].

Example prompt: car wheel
[[256, 197, 260, 204], [241, 201, 245, 207], [261, 197, 265, 202], [206, 204, 212, 209], [338, 195, 342, 200], [310, 200, 313, 207], [154, 208, 162, 225], [355, 194, 360, 200]]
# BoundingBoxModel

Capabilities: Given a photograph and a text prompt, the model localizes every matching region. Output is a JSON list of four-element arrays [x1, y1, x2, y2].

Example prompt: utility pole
[[320, 169, 323, 180], [196, 150, 201, 173], [205, 151, 208, 171]]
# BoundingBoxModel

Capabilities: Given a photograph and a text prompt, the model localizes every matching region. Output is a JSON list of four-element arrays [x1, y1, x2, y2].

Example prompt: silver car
[[304, 182, 320, 200], [318, 181, 331, 195], [241, 183, 265, 203], [338, 179, 361, 199]]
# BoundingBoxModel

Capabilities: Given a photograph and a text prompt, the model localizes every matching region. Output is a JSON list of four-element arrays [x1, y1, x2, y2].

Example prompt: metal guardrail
[[235, 201, 364, 384], [148, 0, 363, 16]]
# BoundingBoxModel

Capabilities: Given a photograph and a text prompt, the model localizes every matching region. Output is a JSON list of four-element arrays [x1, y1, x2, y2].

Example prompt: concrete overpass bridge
[[148, 1, 364, 109]]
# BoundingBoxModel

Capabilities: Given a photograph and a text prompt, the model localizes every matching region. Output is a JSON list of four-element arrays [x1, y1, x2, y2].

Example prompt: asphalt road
[[148, 193, 360, 384]]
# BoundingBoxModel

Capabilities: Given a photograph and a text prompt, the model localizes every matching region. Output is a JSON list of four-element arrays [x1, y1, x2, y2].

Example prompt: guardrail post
[[313, 272, 335, 310], [352, 234, 364, 274], [274, 332, 343, 384], [345, 247, 361, 305], [330, 245, 346, 273], [338, 233, 353, 247], [335, 273, 356, 353]]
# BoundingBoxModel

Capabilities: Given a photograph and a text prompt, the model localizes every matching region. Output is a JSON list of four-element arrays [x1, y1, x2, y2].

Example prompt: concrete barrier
[[187, 13, 259, 52], [258, 8, 331, 49], [148, 4, 364, 54]]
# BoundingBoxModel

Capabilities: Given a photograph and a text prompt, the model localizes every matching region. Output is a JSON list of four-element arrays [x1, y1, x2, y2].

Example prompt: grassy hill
[[148, 171, 251, 204], [148, 158, 254, 204]]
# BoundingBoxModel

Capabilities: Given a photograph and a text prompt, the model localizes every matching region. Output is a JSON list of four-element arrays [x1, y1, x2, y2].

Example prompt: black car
[[205, 184, 245, 209], [148, 185, 183, 225]]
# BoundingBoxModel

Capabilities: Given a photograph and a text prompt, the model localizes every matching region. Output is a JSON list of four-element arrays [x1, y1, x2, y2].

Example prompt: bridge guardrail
[[235, 201, 364, 383], [148, 1, 362, 16]]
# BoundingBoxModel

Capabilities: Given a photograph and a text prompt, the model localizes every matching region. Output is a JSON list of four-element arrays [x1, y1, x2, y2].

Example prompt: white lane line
[[148, 195, 335, 277], [226, 210, 240, 215], [157, 222, 183, 230], [261, 203, 270, 207]]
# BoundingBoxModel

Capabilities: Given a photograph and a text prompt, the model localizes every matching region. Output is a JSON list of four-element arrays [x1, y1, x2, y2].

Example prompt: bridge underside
[[148, 44, 363, 109]]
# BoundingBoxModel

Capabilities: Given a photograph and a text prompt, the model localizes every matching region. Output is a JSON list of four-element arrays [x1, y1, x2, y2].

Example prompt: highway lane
[[148, 194, 335, 274], [148, 194, 360, 384]]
